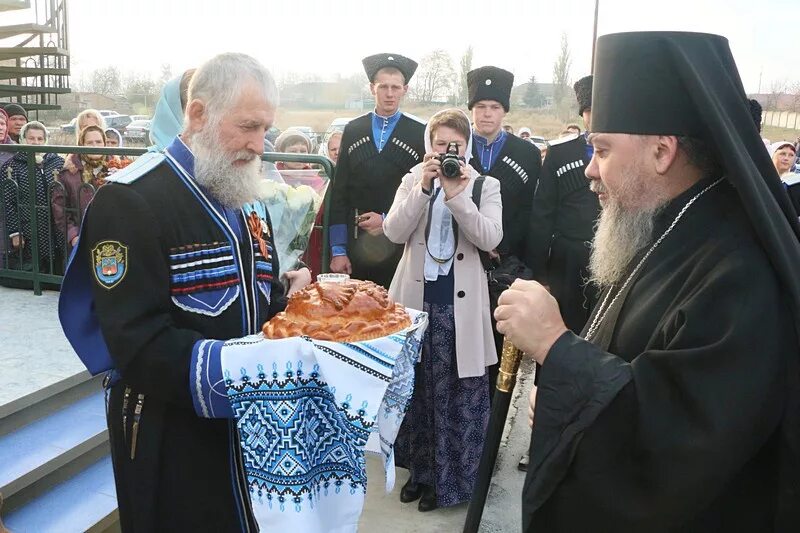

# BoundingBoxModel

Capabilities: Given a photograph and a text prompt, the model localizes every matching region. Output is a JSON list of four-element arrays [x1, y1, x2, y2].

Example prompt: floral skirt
[[395, 301, 490, 507]]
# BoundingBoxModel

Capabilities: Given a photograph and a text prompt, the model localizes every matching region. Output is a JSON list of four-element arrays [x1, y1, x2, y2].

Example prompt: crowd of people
[[1, 30, 799, 532], [0, 105, 134, 284]]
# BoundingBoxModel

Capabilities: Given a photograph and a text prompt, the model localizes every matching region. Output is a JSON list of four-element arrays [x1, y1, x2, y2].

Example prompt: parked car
[[105, 114, 133, 134], [318, 118, 352, 156], [123, 120, 152, 143], [98, 110, 120, 117], [327, 117, 351, 134], [130, 115, 151, 122], [61, 117, 77, 134]]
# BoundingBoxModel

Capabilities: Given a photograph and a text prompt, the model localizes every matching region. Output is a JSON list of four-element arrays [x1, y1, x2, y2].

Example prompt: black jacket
[[75, 148, 285, 532], [470, 134, 541, 262]]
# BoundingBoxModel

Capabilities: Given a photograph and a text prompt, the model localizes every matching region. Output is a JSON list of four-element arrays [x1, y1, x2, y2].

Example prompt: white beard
[[588, 166, 670, 288], [191, 126, 262, 208]]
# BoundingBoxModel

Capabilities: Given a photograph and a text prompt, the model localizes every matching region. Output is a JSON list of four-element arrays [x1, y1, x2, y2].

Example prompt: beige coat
[[383, 163, 503, 378]]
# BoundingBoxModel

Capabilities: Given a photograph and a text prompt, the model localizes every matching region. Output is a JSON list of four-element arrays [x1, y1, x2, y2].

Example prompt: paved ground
[[1, 286, 535, 532], [359, 359, 535, 533], [0, 286, 86, 406]]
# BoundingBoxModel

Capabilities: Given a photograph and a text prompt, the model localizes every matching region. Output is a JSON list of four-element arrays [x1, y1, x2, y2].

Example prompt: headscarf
[[20, 120, 49, 164], [104, 128, 123, 148], [275, 129, 312, 153], [77, 125, 108, 185], [769, 140, 796, 158], [149, 74, 185, 151]]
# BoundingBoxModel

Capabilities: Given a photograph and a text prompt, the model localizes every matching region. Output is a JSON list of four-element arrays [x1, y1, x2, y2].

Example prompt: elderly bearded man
[[59, 53, 309, 532], [496, 32, 800, 531]]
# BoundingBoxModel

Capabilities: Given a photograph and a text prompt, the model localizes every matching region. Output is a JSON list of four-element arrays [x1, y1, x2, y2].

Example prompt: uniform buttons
[[457, 290, 465, 298], [456, 253, 464, 260]]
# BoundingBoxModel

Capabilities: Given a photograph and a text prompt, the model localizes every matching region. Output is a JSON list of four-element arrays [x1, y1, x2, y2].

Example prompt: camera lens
[[441, 157, 461, 178]]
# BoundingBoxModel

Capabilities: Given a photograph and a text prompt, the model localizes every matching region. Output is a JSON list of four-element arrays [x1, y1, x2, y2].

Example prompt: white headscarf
[[19, 121, 48, 164], [421, 108, 474, 282]]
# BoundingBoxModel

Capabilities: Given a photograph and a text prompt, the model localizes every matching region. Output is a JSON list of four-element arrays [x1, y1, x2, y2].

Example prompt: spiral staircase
[[0, 0, 70, 114]]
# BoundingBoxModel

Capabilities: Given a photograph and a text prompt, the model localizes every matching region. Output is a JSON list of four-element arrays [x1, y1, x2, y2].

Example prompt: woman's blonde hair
[[428, 109, 470, 144], [75, 109, 107, 142]]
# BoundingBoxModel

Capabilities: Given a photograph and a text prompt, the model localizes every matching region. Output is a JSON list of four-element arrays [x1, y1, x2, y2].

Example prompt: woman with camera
[[384, 108, 502, 512]]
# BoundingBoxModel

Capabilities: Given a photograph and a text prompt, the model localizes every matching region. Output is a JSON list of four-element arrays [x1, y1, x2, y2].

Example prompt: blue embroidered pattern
[[227, 361, 373, 512]]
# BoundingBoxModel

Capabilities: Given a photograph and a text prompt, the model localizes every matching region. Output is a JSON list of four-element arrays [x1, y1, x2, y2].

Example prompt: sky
[[3, 0, 797, 94]]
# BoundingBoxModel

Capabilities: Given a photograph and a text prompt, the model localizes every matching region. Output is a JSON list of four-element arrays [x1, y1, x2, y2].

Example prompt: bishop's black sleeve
[[526, 154, 558, 282], [85, 184, 203, 409], [523, 248, 793, 531]]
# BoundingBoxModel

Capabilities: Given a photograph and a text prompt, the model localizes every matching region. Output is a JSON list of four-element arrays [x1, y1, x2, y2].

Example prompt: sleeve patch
[[92, 240, 129, 289]]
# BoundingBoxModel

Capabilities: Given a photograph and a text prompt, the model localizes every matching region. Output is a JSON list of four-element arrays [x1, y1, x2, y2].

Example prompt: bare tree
[[765, 79, 787, 111], [124, 72, 159, 111], [88, 66, 122, 96], [411, 49, 456, 104], [457, 46, 474, 105], [552, 32, 571, 109]]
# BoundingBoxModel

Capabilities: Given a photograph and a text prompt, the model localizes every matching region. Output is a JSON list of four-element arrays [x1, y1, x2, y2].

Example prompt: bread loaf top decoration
[[263, 279, 411, 342]]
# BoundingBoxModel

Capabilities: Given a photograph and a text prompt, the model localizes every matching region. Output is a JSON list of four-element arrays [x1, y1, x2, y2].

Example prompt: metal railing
[[0, 144, 335, 294]]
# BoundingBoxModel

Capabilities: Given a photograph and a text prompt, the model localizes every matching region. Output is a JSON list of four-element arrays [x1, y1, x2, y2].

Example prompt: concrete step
[[0, 389, 108, 500], [3, 454, 118, 533], [0, 371, 100, 434], [0, 371, 118, 532]]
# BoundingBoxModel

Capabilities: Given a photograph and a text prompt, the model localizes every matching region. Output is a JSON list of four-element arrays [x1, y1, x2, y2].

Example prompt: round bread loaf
[[263, 279, 411, 342]]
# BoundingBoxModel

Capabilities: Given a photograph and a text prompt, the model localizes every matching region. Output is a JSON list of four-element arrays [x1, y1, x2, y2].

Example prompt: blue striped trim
[[170, 245, 232, 260], [171, 264, 238, 283], [254, 260, 273, 273]]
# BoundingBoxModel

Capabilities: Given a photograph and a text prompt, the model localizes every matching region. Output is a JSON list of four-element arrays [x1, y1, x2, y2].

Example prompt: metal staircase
[[0, 0, 70, 112]]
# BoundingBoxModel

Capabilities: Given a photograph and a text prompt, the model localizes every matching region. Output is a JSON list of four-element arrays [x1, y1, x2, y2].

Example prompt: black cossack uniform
[[329, 112, 425, 288], [526, 134, 600, 333], [78, 153, 285, 532]]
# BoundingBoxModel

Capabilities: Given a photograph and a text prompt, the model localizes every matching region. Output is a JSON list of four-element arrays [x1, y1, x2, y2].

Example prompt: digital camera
[[436, 141, 464, 179]]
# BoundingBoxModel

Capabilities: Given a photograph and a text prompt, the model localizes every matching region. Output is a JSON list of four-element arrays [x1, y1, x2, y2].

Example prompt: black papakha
[[362, 53, 418, 83], [522, 31, 800, 532], [573, 75, 592, 116], [467, 66, 515, 112]]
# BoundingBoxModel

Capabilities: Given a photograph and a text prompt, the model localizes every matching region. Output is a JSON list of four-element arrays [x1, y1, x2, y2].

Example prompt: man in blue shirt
[[328, 53, 426, 288]]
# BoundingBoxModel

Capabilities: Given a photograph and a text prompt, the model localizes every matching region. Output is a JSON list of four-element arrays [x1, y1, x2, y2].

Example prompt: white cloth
[[196, 310, 427, 533]]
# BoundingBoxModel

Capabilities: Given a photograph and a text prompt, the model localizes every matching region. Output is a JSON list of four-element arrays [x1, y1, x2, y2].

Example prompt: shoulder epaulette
[[547, 133, 580, 147], [783, 173, 800, 187], [401, 112, 426, 125], [106, 151, 166, 185]]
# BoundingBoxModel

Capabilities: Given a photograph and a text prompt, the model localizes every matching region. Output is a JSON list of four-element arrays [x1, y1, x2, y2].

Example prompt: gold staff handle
[[496, 337, 523, 393]]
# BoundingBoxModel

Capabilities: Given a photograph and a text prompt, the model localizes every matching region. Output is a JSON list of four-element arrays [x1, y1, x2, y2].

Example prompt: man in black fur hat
[[495, 31, 800, 531], [328, 53, 425, 288], [467, 65, 542, 384], [526, 75, 600, 334]]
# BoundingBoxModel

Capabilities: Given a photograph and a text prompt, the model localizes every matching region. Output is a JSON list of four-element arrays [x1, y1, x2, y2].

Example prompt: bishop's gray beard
[[191, 126, 262, 209], [588, 177, 670, 288]]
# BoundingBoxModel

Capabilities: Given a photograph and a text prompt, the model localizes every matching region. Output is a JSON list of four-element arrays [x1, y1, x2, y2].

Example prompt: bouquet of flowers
[[253, 169, 326, 277]]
